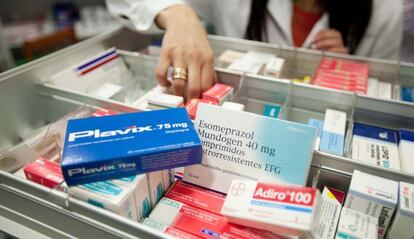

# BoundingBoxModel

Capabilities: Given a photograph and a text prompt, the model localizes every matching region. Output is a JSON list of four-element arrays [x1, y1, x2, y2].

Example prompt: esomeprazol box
[[221, 180, 321, 238], [352, 123, 400, 170], [184, 104, 316, 193], [344, 170, 398, 238], [62, 108, 202, 185], [387, 182, 414, 239]]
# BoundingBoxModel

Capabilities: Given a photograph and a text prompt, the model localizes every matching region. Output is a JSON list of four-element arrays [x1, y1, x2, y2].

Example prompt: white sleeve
[[369, 0, 403, 60], [106, 0, 186, 34]]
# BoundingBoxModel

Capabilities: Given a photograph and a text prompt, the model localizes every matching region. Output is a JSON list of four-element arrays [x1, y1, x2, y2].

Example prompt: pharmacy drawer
[[1, 26, 414, 238]]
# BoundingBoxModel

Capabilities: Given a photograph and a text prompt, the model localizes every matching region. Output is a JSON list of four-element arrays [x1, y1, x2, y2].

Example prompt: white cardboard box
[[221, 180, 321, 238], [399, 129, 414, 174], [147, 171, 165, 207], [113, 175, 151, 219], [320, 109, 347, 156], [387, 182, 414, 239], [344, 170, 398, 238], [69, 180, 138, 221], [314, 187, 342, 239], [335, 208, 378, 239], [351, 123, 400, 170]]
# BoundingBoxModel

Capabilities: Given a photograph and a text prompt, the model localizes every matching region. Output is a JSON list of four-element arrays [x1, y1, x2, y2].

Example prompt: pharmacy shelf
[[1, 25, 414, 238]]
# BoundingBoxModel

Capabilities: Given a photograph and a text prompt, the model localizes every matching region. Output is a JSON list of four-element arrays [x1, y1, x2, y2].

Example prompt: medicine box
[[165, 180, 226, 214], [184, 104, 316, 194], [387, 182, 414, 239], [69, 180, 138, 221], [344, 170, 398, 238], [61, 108, 202, 185], [221, 180, 321, 238], [351, 123, 400, 170], [202, 83, 234, 105], [314, 187, 342, 239], [308, 119, 324, 151], [320, 109, 346, 156], [335, 208, 378, 239], [113, 174, 151, 219], [149, 197, 228, 239], [147, 171, 165, 207], [142, 218, 200, 239], [24, 158, 64, 189], [399, 129, 414, 174]]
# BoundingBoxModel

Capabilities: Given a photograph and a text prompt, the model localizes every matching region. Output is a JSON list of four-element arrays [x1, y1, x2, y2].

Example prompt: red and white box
[[166, 181, 289, 239], [221, 180, 321, 238], [202, 83, 234, 105], [143, 217, 202, 239], [24, 157, 65, 189], [165, 180, 226, 214], [149, 197, 228, 239], [184, 99, 217, 120], [150, 197, 287, 239]]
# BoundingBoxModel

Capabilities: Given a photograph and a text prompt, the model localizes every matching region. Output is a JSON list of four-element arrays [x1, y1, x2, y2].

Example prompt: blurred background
[[0, 0, 414, 73]]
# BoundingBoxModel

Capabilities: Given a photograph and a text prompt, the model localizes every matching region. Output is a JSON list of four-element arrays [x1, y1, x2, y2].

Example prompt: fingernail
[[311, 44, 317, 49]]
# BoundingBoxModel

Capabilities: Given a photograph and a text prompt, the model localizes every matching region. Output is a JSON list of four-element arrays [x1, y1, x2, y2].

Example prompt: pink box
[[166, 180, 226, 214], [202, 83, 234, 105], [24, 158, 64, 189], [184, 99, 217, 120]]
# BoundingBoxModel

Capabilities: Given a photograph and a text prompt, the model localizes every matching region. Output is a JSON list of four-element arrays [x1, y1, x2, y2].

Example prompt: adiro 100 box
[[62, 108, 202, 185]]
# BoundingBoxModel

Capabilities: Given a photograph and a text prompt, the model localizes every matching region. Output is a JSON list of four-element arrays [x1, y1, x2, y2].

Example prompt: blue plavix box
[[62, 108, 202, 185]]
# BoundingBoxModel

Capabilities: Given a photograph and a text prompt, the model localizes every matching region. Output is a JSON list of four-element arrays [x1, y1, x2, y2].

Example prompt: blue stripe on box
[[76, 49, 117, 71], [320, 131, 344, 156], [353, 123, 398, 143], [400, 129, 414, 142], [251, 200, 312, 213]]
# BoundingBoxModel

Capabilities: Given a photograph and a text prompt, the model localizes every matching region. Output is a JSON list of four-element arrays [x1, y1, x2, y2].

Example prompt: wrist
[[156, 5, 199, 30]]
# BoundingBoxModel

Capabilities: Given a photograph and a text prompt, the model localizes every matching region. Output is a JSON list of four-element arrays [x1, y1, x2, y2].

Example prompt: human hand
[[312, 29, 349, 54], [155, 5, 216, 99]]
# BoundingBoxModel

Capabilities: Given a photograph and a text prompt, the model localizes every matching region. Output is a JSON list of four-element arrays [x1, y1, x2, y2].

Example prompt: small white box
[[378, 81, 392, 99], [69, 180, 138, 221], [314, 187, 342, 239], [113, 175, 152, 219], [222, 102, 245, 111], [387, 182, 414, 239], [217, 50, 245, 68], [320, 109, 347, 156], [147, 171, 165, 207], [91, 83, 122, 99], [228, 51, 274, 74], [335, 208, 378, 239], [344, 170, 398, 238], [399, 129, 414, 174], [264, 57, 285, 78], [221, 180, 321, 238], [147, 93, 183, 108], [367, 78, 378, 97]]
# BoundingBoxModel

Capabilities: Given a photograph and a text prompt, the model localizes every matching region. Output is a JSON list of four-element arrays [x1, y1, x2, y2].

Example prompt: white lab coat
[[106, 0, 403, 60]]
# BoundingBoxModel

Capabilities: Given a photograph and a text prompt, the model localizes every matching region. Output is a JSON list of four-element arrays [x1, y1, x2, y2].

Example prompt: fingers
[[156, 51, 171, 87], [313, 38, 343, 50], [171, 54, 187, 97], [312, 29, 348, 54], [187, 61, 202, 100], [201, 56, 215, 93], [313, 29, 341, 42]]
